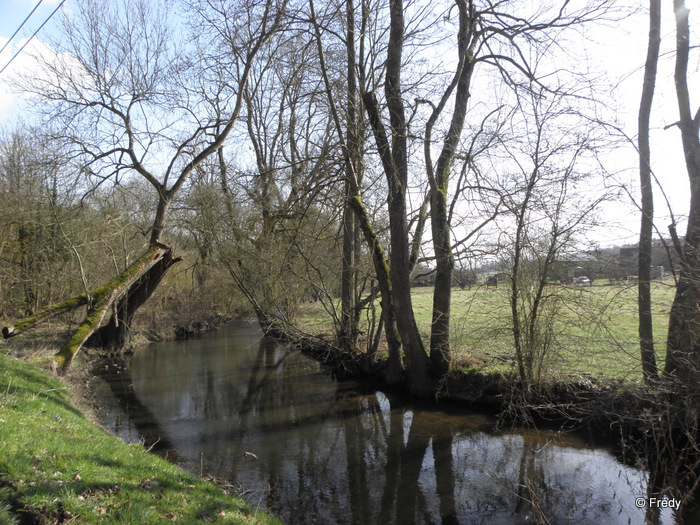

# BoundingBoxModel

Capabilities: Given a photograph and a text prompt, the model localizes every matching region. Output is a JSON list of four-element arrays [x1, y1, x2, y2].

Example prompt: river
[[92, 321, 679, 524]]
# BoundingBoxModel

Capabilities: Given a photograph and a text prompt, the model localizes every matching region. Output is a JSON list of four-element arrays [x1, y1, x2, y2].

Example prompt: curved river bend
[[93, 322, 678, 524]]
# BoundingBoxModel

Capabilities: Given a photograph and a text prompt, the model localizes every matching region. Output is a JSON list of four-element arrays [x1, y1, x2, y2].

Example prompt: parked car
[[573, 276, 591, 285]]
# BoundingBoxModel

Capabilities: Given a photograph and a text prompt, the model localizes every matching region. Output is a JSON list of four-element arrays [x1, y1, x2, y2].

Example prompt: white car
[[573, 276, 591, 285]]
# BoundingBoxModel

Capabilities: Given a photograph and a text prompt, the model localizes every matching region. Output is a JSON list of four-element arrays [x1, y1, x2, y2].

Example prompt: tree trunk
[[638, 0, 661, 384], [53, 244, 179, 368], [3, 294, 89, 339], [87, 189, 174, 352], [363, 89, 433, 396], [427, 0, 474, 375], [360, 0, 434, 397], [388, 185, 433, 396], [511, 217, 528, 382], [86, 247, 179, 350], [665, 0, 700, 385], [149, 194, 171, 246], [1, 245, 179, 368], [339, 0, 361, 351], [348, 195, 404, 384], [340, 195, 357, 349], [430, 192, 454, 375]]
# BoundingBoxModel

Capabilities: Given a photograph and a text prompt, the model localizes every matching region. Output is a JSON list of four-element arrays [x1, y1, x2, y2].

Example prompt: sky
[[0, 0, 698, 249], [0, 0, 66, 117], [579, 4, 698, 247]]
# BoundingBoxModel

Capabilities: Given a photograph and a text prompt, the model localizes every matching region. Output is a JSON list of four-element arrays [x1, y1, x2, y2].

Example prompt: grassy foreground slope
[[0, 350, 280, 525]]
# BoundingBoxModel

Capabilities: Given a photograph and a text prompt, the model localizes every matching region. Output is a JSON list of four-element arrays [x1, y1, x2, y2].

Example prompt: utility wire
[[0, 0, 44, 56], [0, 0, 66, 77]]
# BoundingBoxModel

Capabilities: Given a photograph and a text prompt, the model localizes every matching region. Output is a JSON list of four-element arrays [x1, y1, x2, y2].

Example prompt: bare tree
[[362, 0, 617, 394], [338, 0, 366, 352], [310, 0, 407, 384], [4, 0, 287, 366], [418, 0, 478, 375], [638, 0, 661, 384], [664, 0, 700, 386], [497, 86, 611, 383]]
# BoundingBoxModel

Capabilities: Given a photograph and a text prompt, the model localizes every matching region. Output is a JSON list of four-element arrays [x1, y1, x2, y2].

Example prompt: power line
[[0, 0, 44, 56], [0, 0, 66, 78]]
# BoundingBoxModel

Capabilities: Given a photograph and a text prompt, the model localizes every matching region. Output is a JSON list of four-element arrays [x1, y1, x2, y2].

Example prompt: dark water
[[94, 322, 679, 524]]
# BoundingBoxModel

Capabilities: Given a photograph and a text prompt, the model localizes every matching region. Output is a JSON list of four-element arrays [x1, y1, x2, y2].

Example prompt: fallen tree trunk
[[2, 294, 89, 339], [86, 247, 179, 350], [3, 244, 180, 369]]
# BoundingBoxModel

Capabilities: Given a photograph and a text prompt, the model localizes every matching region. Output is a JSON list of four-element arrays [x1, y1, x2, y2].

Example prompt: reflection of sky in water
[[94, 322, 677, 525]]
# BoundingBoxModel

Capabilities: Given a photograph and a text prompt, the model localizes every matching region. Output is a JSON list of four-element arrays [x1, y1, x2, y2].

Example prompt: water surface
[[94, 322, 678, 524]]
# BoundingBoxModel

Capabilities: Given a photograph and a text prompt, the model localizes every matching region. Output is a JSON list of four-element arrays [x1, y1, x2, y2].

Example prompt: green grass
[[297, 281, 677, 383], [438, 282, 675, 382], [0, 350, 281, 525]]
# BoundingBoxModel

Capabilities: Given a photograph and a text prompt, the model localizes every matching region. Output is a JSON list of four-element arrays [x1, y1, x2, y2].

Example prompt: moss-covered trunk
[[86, 248, 178, 350], [2, 295, 89, 339], [53, 244, 179, 367], [3, 244, 179, 369], [349, 194, 404, 385]]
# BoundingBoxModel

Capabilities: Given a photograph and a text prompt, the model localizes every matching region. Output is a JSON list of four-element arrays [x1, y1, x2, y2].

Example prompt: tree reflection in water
[[94, 322, 675, 525]]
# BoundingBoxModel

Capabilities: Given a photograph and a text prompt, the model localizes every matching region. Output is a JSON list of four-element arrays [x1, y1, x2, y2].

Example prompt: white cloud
[[0, 0, 72, 123], [0, 36, 21, 120], [0, 36, 60, 124]]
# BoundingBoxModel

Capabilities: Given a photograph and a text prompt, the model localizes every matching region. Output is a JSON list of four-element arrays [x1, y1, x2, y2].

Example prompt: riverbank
[[3, 316, 697, 522], [266, 316, 699, 484], [0, 348, 281, 525]]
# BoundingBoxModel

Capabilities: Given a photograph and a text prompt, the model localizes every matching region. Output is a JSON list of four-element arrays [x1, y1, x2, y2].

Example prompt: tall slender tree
[[422, 0, 477, 375], [638, 0, 661, 384], [362, 0, 435, 395], [665, 0, 700, 386], [310, 0, 407, 384], [364, 0, 616, 393], [339, 0, 364, 351]]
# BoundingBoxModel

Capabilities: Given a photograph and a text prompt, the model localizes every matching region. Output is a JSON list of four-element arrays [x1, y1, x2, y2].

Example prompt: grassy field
[[297, 281, 677, 384], [0, 350, 281, 525]]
